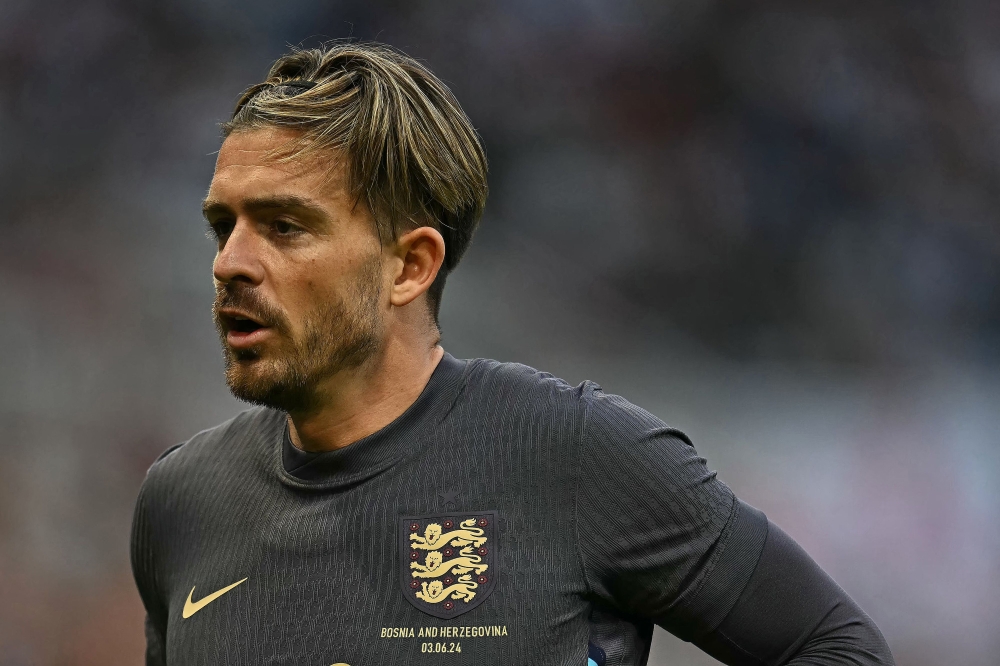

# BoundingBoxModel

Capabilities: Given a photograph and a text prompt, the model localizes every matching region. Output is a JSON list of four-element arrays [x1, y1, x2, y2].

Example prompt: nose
[[213, 220, 266, 286]]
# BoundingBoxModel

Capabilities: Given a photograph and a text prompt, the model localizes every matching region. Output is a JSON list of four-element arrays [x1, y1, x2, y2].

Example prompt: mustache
[[212, 282, 287, 331]]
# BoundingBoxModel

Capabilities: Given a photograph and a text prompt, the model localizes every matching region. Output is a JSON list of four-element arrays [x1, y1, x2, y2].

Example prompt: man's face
[[204, 128, 388, 412]]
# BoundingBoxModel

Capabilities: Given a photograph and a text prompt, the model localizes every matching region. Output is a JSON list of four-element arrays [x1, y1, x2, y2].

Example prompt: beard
[[212, 258, 384, 413]]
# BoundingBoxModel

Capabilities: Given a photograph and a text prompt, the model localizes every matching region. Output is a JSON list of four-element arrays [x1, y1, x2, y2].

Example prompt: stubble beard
[[213, 260, 384, 413]]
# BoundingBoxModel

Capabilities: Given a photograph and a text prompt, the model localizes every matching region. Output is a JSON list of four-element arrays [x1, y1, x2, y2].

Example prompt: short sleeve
[[576, 388, 768, 641], [130, 478, 168, 666]]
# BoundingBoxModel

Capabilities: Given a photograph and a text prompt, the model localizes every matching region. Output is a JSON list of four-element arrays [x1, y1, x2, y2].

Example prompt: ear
[[389, 226, 446, 308]]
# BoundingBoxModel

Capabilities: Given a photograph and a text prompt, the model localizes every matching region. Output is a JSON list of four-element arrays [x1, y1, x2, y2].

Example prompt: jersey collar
[[277, 352, 468, 489]]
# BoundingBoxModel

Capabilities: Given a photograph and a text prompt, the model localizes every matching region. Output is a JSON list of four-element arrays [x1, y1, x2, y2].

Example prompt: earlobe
[[390, 226, 446, 308]]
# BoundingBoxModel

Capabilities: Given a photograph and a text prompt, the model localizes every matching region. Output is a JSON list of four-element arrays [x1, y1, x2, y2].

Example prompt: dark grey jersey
[[131, 354, 893, 666]]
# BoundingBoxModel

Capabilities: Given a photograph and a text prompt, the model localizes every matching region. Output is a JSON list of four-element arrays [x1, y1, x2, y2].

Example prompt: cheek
[[283, 246, 382, 314], [270, 273, 323, 327], [294, 274, 345, 316]]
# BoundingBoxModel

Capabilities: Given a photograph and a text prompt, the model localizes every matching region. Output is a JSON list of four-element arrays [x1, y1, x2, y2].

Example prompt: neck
[[286, 334, 444, 453]]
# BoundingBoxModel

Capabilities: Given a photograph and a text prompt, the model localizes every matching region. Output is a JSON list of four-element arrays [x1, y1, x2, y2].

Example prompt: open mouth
[[218, 309, 273, 347], [226, 315, 265, 334]]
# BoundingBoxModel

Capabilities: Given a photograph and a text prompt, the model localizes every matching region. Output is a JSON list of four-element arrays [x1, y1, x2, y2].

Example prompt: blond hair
[[223, 41, 488, 322]]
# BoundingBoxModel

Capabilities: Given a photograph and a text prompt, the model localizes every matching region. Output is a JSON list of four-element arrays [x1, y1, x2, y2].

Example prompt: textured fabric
[[130, 353, 893, 665], [694, 522, 894, 666]]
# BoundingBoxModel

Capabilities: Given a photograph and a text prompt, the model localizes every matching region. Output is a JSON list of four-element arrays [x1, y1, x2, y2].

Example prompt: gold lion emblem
[[415, 574, 479, 603], [402, 512, 496, 618], [410, 547, 489, 578], [409, 518, 487, 550]]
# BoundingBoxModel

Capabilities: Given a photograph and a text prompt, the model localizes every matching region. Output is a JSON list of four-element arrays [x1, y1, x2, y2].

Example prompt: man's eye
[[273, 219, 299, 235], [207, 221, 234, 241]]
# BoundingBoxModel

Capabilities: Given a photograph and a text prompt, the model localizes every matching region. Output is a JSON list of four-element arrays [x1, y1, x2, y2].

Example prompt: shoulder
[[458, 357, 690, 449], [458, 357, 685, 436], [141, 406, 283, 492], [582, 384, 693, 448], [462, 357, 595, 412]]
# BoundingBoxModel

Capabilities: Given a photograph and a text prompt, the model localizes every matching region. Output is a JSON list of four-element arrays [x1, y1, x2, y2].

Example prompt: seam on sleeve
[[573, 387, 597, 599], [715, 626, 772, 666], [670, 501, 770, 640], [435, 358, 473, 425], [148, 443, 183, 474], [675, 493, 741, 616], [131, 479, 166, 621]]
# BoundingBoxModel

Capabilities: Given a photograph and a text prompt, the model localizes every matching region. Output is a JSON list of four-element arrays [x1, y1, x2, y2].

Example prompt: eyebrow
[[201, 194, 327, 220]]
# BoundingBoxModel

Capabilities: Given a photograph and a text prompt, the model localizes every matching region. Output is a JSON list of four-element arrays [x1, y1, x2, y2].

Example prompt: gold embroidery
[[409, 519, 487, 550], [182, 578, 248, 619], [415, 574, 479, 603], [410, 547, 489, 578]]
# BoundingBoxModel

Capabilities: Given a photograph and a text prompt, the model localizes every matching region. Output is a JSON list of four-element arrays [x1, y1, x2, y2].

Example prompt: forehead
[[209, 127, 349, 203]]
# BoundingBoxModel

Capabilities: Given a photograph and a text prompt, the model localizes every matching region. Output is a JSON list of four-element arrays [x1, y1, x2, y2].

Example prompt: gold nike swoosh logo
[[182, 578, 248, 619]]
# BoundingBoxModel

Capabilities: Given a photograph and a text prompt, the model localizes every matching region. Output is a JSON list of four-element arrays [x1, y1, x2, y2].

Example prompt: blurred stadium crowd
[[1, 0, 998, 664]]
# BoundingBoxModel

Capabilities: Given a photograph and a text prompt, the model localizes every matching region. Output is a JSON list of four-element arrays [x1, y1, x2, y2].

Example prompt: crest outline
[[399, 511, 498, 620]]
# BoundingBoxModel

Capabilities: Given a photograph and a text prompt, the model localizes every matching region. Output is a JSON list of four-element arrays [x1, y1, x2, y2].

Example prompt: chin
[[224, 357, 304, 410]]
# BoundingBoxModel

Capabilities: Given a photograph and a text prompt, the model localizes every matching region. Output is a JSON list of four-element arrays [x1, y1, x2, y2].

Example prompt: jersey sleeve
[[576, 387, 767, 638], [576, 387, 894, 665], [692, 520, 894, 665], [130, 475, 169, 666]]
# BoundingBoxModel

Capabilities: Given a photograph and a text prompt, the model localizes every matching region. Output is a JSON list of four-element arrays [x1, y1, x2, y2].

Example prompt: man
[[130, 42, 894, 666]]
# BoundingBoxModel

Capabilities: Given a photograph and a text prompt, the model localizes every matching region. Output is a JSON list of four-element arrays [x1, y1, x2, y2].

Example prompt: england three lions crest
[[399, 512, 498, 619]]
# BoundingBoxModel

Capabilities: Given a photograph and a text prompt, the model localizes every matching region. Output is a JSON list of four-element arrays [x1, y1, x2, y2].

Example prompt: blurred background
[[1, 0, 998, 664]]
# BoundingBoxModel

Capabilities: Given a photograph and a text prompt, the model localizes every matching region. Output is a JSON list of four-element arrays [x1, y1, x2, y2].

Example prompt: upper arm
[[576, 389, 767, 638], [693, 520, 895, 666], [576, 388, 893, 664], [131, 472, 170, 665]]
